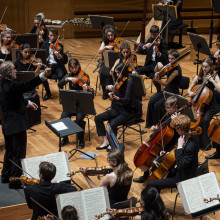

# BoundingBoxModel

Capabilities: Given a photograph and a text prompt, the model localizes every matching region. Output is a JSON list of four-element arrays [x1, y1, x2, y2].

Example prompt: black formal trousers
[[1, 131, 27, 182], [95, 108, 135, 136], [146, 91, 166, 127], [60, 112, 86, 141]]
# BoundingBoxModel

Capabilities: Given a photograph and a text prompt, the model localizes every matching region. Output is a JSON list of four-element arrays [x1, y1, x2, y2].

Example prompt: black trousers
[[1, 131, 27, 182], [146, 91, 166, 127], [43, 65, 66, 93], [61, 112, 86, 141], [137, 64, 161, 92], [95, 108, 135, 136]]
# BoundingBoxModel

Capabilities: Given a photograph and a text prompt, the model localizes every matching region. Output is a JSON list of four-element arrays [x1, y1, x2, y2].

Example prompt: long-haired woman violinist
[[0, 30, 13, 63], [98, 24, 120, 99], [188, 58, 220, 157], [80, 149, 133, 208]]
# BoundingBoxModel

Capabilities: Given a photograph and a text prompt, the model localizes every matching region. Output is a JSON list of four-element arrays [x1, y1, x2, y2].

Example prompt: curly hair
[[170, 114, 191, 133], [0, 61, 14, 79], [102, 24, 117, 42]]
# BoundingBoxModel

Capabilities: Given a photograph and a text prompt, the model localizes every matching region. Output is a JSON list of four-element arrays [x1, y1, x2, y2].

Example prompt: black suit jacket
[[0, 76, 43, 135], [175, 135, 199, 181], [41, 40, 68, 65], [24, 181, 77, 220], [138, 37, 168, 66]]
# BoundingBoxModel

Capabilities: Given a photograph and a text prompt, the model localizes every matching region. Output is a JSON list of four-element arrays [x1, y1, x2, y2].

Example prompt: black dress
[[14, 59, 36, 72], [0, 50, 12, 64]]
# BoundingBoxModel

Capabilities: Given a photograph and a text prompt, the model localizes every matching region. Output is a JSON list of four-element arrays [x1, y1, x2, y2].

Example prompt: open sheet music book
[[21, 151, 71, 182], [56, 187, 110, 220], [177, 172, 220, 215]]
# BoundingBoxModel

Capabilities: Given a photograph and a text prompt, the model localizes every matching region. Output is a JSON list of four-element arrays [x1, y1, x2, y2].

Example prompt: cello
[[208, 117, 220, 144]]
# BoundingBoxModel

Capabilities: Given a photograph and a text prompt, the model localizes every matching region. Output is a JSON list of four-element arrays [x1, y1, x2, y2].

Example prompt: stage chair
[[179, 76, 190, 95]]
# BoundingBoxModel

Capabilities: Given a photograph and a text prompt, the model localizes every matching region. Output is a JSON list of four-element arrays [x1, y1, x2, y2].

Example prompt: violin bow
[[30, 197, 62, 220], [9, 159, 35, 179], [0, 6, 7, 23], [27, 48, 40, 71], [119, 20, 130, 38]]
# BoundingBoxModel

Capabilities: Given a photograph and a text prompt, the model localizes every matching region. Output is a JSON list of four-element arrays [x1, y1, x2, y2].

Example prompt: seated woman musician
[[110, 42, 138, 76], [146, 49, 182, 128], [14, 43, 42, 74], [188, 58, 220, 157], [80, 149, 133, 208], [58, 58, 93, 149], [133, 96, 180, 183], [95, 62, 141, 150], [24, 161, 77, 220], [0, 30, 13, 63], [30, 14, 48, 48], [133, 187, 168, 220], [146, 114, 199, 192], [61, 205, 78, 220], [98, 24, 120, 99]]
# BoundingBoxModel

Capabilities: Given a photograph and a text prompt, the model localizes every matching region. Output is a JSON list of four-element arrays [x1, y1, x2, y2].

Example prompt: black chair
[[179, 76, 190, 95], [175, 24, 189, 48], [172, 160, 209, 220]]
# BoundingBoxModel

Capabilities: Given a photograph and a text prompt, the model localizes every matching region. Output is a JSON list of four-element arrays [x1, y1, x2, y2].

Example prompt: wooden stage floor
[[0, 34, 220, 220]]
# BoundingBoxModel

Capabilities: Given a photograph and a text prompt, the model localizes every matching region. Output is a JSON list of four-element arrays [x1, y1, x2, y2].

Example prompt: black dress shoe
[[96, 145, 109, 150], [79, 140, 85, 149], [133, 176, 147, 183], [61, 137, 69, 147], [205, 152, 220, 159], [43, 92, 51, 101], [102, 93, 108, 100]]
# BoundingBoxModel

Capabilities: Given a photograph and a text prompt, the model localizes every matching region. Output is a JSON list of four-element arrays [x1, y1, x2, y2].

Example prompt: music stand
[[188, 33, 211, 75], [12, 33, 38, 48], [130, 75, 146, 97], [103, 50, 120, 69], [89, 15, 115, 29], [163, 91, 196, 122], [60, 89, 96, 159]]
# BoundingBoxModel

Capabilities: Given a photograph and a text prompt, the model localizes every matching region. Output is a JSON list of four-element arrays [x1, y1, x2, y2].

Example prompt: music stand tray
[[89, 15, 115, 29], [45, 118, 83, 152], [212, 0, 220, 13], [103, 50, 120, 69], [153, 4, 177, 21]]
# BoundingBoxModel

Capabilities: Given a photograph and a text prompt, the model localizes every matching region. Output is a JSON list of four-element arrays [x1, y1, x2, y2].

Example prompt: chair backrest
[[179, 76, 190, 90], [196, 159, 209, 177], [112, 197, 139, 209]]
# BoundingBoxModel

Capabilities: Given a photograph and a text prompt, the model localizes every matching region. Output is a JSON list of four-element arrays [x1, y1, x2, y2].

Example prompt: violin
[[123, 54, 138, 73], [133, 102, 192, 168], [5, 40, 19, 50], [37, 25, 45, 43], [38, 216, 53, 220], [24, 54, 46, 67], [50, 39, 63, 59], [204, 195, 220, 203], [208, 117, 220, 144], [73, 70, 94, 93], [9, 176, 40, 185], [95, 207, 144, 219], [67, 166, 113, 177], [108, 38, 121, 51], [0, 24, 16, 33], [144, 126, 202, 187]]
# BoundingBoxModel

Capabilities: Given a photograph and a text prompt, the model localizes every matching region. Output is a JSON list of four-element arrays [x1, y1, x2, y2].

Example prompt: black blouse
[[0, 50, 12, 62], [14, 59, 36, 72]]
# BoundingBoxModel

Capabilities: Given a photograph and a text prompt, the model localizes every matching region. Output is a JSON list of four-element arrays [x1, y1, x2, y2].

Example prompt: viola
[[208, 118, 220, 144], [9, 176, 40, 185], [123, 54, 138, 73], [133, 102, 192, 168], [37, 25, 45, 43], [144, 126, 202, 187], [0, 24, 15, 33], [5, 40, 19, 50], [95, 207, 144, 219], [73, 70, 94, 93], [24, 54, 46, 67], [49, 39, 63, 59], [108, 38, 121, 51], [67, 166, 113, 177]]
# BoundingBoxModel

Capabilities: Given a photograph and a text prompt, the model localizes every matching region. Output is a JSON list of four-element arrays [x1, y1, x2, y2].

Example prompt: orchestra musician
[[80, 149, 133, 208], [58, 58, 93, 149], [41, 27, 68, 101], [146, 114, 199, 192], [133, 187, 169, 220], [0, 61, 51, 189], [188, 58, 220, 158], [61, 205, 79, 220], [98, 24, 119, 99], [95, 63, 142, 151], [137, 25, 168, 93], [146, 49, 182, 128], [24, 162, 77, 220], [133, 96, 179, 183], [30, 14, 48, 48], [14, 43, 42, 74], [0, 30, 13, 63]]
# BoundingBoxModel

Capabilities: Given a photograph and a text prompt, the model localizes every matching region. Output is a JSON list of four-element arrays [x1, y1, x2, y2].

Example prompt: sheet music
[[52, 122, 68, 131]]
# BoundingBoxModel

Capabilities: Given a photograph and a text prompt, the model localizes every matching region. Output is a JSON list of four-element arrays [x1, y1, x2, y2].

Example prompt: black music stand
[[188, 33, 211, 75], [130, 75, 146, 97], [103, 50, 120, 69], [12, 33, 38, 48], [45, 118, 83, 152], [59, 89, 96, 159], [89, 15, 115, 29]]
